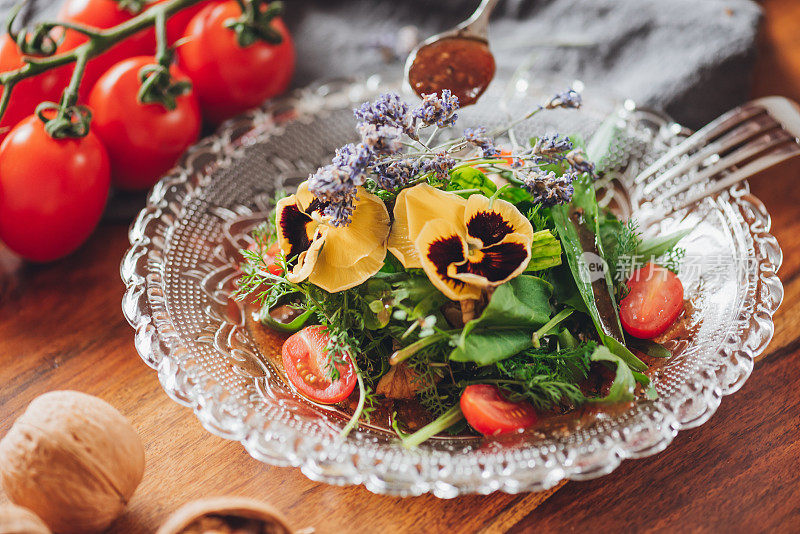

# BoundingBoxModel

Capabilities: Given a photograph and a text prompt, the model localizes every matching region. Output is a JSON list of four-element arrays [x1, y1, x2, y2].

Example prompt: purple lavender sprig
[[566, 148, 595, 175], [412, 90, 459, 128], [464, 126, 500, 158], [354, 93, 415, 137], [521, 170, 576, 207], [544, 89, 582, 110]]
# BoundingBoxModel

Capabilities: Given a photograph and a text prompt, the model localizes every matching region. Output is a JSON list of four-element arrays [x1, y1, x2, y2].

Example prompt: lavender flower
[[322, 199, 357, 228], [412, 90, 459, 128], [332, 143, 372, 181], [374, 158, 421, 190], [421, 152, 456, 180], [566, 148, 595, 175], [544, 89, 582, 110], [533, 134, 573, 156], [521, 170, 576, 207], [354, 92, 415, 136], [358, 123, 403, 155], [464, 126, 500, 158]]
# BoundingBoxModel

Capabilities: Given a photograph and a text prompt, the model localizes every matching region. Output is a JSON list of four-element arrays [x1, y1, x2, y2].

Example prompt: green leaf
[[550, 203, 624, 341], [499, 186, 532, 204], [586, 114, 624, 172], [447, 167, 496, 197], [449, 275, 553, 365], [628, 338, 672, 359], [636, 229, 691, 260], [632, 371, 658, 400], [525, 229, 563, 272], [602, 335, 648, 372], [589, 346, 635, 403]]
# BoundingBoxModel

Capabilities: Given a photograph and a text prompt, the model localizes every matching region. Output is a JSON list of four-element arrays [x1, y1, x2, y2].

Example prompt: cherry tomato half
[[246, 240, 283, 276], [0, 35, 71, 141], [619, 263, 684, 339], [0, 115, 110, 261], [281, 325, 357, 404], [460, 384, 538, 436], [57, 0, 154, 99], [178, 0, 295, 124], [89, 56, 201, 191]]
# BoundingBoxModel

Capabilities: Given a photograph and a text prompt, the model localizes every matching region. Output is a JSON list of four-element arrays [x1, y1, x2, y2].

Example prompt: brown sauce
[[408, 37, 495, 106]]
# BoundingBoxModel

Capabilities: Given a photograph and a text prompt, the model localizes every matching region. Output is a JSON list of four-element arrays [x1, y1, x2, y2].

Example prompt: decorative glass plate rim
[[121, 78, 784, 497]]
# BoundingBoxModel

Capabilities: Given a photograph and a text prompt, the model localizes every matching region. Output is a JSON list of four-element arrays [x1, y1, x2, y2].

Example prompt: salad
[[236, 90, 688, 446]]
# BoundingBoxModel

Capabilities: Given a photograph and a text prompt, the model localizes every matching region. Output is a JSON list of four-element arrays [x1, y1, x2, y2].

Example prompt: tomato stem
[[0, 0, 207, 127]]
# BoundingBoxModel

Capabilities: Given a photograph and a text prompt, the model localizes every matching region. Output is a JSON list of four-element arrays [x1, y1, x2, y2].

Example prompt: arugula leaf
[[588, 345, 635, 403], [449, 275, 553, 365]]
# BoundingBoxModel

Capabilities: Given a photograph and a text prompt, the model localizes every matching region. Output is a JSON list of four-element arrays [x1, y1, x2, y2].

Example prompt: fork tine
[[641, 113, 781, 196], [651, 128, 795, 199], [665, 142, 800, 215], [633, 102, 767, 185]]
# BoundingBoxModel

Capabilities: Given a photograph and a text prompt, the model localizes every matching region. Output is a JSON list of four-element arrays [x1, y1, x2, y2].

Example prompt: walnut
[[0, 504, 51, 534], [0, 391, 145, 534], [157, 497, 293, 534]]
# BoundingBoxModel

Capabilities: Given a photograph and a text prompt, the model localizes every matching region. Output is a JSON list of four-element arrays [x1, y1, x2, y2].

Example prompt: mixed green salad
[[236, 90, 688, 445]]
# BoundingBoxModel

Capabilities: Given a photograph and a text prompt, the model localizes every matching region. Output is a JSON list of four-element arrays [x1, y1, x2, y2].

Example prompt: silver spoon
[[404, 0, 501, 106]]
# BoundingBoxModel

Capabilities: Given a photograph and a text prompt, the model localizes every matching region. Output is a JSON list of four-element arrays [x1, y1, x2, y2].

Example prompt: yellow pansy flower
[[276, 181, 390, 292], [388, 184, 534, 300]]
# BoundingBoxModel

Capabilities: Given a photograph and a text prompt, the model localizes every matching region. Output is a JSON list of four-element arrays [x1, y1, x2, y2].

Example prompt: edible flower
[[388, 184, 534, 300], [276, 181, 390, 292]]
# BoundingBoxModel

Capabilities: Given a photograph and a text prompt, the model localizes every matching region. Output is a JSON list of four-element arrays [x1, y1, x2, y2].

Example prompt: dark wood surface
[[2, 1, 800, 532]]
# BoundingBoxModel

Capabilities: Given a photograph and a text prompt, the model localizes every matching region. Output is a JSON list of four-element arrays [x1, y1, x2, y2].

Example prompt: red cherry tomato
[[57, 0, 154, 99], [460, 384, 538, 436], [619, 263, 684, 339], [88, 56, 201, 191], [246, 240, 283, 276], [147, 0, 219, 44], [281, 325, 357, 404], [0, 35, 71, 141], [0, 115, 110, 261], [177, 0, 295, 124]]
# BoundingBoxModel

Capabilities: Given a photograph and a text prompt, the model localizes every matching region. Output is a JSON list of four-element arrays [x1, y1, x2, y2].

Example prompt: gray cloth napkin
[[285, 0, 761, 128]]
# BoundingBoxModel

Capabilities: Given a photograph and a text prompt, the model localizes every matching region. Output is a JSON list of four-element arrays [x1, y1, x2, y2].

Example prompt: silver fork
[[631, 96, 800, 215]]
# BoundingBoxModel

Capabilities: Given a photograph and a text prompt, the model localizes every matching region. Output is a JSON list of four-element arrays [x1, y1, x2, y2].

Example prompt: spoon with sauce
[[405, 0, 500, 107]]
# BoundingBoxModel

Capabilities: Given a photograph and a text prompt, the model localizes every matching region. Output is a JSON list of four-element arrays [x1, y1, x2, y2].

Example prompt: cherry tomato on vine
[[57, 0, 154, 99], [0, 35, 71, 141], [619, 263, 684, 339], [89, 56, 201, 190], [281, 325, 357, 404], [178, 0, 295, 124], [147, 0, 220, 44], [460, 384, 538, 436], [0, 115, 110, 261]]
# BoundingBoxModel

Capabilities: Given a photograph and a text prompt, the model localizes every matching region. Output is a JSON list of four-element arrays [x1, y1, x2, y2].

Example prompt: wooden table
[[2, 1, 800, 532]]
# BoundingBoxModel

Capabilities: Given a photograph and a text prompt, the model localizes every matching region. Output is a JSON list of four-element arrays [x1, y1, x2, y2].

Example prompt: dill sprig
[[487, 343, 597, 410]]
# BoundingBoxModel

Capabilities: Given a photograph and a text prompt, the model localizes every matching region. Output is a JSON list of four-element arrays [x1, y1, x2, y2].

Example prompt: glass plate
[[121, 78, 783, 497]]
